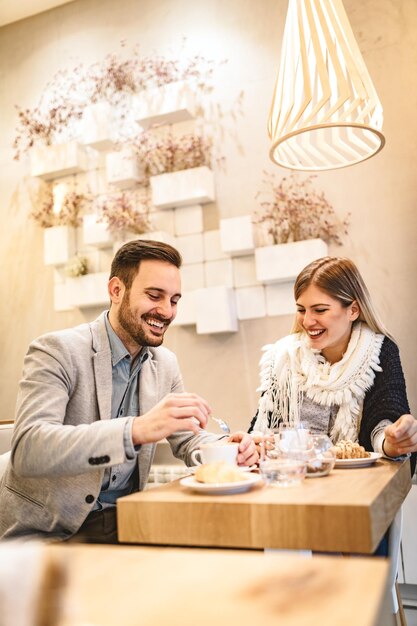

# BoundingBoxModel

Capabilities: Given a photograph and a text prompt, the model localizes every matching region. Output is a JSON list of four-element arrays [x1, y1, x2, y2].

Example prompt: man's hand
[[227, 431, 259, 466], [383, 414, 417, 457], [132, 392, 211, 445]]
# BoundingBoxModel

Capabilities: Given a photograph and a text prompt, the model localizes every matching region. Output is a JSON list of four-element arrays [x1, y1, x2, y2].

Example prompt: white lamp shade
[[268, 0, 385, 171]]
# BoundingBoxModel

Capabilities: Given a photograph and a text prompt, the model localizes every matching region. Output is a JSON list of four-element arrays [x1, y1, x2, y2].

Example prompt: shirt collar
[[104, 312, 149, 367]]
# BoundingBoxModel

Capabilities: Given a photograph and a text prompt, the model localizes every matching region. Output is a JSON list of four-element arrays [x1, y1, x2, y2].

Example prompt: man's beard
[[118, 291, 169, 348]]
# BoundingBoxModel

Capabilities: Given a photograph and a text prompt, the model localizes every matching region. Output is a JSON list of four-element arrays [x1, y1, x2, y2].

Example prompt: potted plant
[[134, 131, 215, 209], [64, 255, 89, 278], [13, 46, 218, 160], [97, 189, 151, 239], [253, 173, 349, 283], [29, 182, 91, 266]]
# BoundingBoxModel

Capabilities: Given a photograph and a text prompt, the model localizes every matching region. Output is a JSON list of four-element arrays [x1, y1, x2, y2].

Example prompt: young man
[[0, 240, 257, 542]]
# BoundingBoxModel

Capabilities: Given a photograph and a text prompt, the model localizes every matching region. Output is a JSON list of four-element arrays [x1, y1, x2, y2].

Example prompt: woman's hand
[[249, 431, 275, 458], [227, 431, 259, 466], [383, 414, 417, 456]]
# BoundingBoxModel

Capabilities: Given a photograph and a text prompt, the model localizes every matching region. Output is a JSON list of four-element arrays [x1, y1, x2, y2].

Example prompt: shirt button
[[85, 494, 95, 504]]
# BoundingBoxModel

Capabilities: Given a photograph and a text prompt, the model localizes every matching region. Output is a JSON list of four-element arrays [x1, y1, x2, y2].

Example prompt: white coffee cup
[[191, 442, 239, 466]]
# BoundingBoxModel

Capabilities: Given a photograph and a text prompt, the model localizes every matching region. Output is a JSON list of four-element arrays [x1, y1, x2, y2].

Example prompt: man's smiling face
[[111, 259, 181, 352]]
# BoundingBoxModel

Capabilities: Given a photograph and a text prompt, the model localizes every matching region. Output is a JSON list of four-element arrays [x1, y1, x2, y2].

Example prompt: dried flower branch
[[254, 173, 349, 245], [132, 131, 213, 177], [97, 189, 151, 235], [13, 45, 220, 159], [29, 185, 92, 228]]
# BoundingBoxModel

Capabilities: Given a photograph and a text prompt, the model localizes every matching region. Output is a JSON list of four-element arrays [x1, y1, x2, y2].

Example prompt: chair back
[[0, 424, 13, 454]]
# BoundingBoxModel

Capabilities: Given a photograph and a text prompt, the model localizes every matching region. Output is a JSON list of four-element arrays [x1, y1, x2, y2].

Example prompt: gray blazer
[[0, 313, 218, 540]]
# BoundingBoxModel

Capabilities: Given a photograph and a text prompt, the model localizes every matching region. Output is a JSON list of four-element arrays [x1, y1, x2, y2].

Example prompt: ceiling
[[0, 0, 76, 28]]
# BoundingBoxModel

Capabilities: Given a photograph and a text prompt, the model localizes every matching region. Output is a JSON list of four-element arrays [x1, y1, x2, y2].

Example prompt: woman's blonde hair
[[291, 257, 393, 339]]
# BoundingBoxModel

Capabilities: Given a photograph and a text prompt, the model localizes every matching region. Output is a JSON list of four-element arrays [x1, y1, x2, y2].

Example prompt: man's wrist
[[132, 417, 144, 446]]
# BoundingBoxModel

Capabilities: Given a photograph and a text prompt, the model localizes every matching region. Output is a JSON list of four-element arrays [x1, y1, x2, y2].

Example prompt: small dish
[[188, 465, 257, 474], [180, 473, 262, 495], [305, 457, 335, 478]]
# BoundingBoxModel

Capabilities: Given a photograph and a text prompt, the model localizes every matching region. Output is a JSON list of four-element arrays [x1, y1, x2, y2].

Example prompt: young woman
[[249, 257, 417, 471]]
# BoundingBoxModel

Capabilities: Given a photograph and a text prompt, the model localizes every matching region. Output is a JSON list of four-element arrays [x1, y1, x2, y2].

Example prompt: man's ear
[[108, 277, 125, 304], [350, 300, 360, 321]]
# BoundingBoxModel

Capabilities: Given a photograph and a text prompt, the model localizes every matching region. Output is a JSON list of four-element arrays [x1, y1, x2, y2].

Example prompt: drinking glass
[[274, 423, 312, 459], [305, 434, 335, 478], [259, 448, 306, 487]]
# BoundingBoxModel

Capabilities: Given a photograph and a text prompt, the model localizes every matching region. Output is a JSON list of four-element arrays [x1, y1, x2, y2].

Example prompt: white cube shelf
[[150, 166, 215, 210], [112, 232, 144, 254], [203, 230, 229, 261], [232, 255, 258, 288], [67, 272, 109, 308], [44, 226, 77, 267], [220, 215, 255, 256], [255, 238, 328, 284], [134, 82, 196, 129], [174, 205, 203, 236], [30, 142, 88, 180], [80, 102, 116, 151], [84, 168, 108, 195], [176, 233, 204, 264], [171, 291, 196, 327], [150, 209, 175, 234], [265, 282, 295, 317], [82, 214, 113, 248], [139, 231, 176, 247], [195, 286, 238, 334], [106, 148, 143, 188], [236, 286, 266, 320], [181, 263, 205, 291], [205, 259, 234, 288]]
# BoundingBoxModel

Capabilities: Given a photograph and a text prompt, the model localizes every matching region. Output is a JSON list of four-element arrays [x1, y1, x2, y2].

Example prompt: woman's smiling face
[[296, 284, 360, 364]]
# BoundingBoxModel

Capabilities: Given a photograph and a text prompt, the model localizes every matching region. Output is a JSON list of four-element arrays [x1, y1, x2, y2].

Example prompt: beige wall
[[0, 0, 416, 431]]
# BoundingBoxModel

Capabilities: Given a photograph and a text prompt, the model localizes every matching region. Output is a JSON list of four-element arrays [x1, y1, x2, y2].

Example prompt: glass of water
[[260, 448, 306, 487]]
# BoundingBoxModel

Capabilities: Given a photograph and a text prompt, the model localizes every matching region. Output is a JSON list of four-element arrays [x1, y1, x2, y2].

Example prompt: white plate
[[334, 452, 382, 468], [188, 465, 257, 475], [180, 473, 262, 495]]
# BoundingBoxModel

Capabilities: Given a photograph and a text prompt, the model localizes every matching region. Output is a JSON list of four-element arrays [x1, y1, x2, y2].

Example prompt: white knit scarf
[[253, 322, 384, 443]]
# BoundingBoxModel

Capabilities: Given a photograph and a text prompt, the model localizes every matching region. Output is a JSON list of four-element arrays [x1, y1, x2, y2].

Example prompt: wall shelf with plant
[[253, 173, 349, 283]]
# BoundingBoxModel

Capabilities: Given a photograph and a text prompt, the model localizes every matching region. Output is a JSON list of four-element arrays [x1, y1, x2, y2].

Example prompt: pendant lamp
[[268, 0, 385, 171]]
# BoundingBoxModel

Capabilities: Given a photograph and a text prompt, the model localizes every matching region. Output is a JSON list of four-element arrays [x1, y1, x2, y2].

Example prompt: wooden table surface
[[50, 545, 390, 626], [117, 458, 411, 553]]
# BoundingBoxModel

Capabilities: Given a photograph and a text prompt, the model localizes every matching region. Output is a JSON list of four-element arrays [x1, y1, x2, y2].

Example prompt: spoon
[[211, 416, 231, 434]]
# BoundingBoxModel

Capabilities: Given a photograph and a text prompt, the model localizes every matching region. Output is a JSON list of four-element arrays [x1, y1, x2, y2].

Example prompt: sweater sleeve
[[359, 336, 415, 474]]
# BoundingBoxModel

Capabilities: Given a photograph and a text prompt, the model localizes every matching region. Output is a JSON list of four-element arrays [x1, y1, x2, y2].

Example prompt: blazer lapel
[[90, 314, 112, 421]]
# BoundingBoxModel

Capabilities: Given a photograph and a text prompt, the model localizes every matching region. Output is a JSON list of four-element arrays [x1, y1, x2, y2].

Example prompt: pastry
[[332, 439, 371, 459], [194, 461, 244, 484]]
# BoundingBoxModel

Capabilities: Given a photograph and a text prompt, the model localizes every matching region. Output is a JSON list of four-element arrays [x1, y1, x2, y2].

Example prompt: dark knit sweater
[[249, 336, 416, 475]]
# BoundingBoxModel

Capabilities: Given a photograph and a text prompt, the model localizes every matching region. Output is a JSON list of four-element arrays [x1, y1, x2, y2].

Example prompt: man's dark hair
[[110, 239, 182, 289]]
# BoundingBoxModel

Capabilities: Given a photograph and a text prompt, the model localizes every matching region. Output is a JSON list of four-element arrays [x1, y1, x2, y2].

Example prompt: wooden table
[[48, 545, 390, 626], [117, 458, 411, 553]]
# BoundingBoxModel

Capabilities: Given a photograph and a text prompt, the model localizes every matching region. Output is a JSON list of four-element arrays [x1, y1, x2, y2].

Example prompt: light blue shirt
[[93, 313, 149, 510]]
